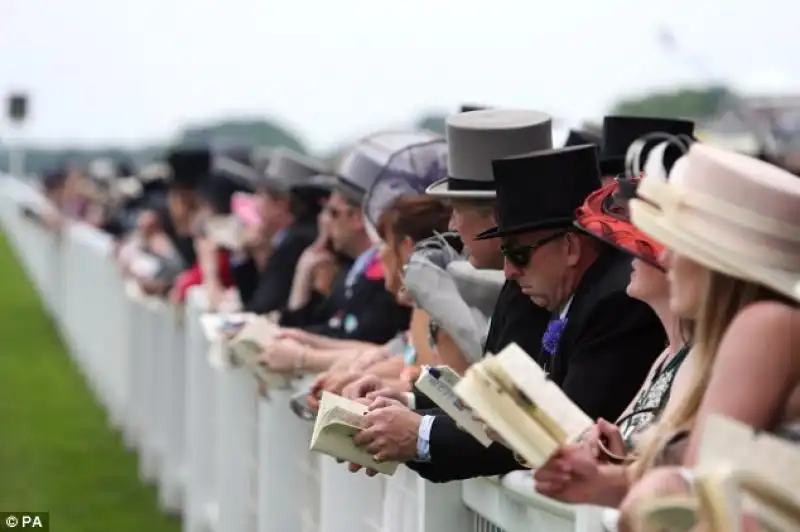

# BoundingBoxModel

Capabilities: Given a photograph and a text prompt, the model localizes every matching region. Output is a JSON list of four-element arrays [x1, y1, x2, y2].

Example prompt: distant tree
[[176, 118, 307, 154], [1, 117, 310, 177], [610, 85, 735, 120], [415, 114, 447, 135]]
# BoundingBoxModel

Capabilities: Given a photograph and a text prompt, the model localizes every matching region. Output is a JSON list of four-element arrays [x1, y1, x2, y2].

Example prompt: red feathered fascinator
[[574, 177, 665, 271]]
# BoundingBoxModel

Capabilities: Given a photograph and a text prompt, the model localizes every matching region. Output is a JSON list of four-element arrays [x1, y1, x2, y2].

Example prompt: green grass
[[0, 230, 181, 532]]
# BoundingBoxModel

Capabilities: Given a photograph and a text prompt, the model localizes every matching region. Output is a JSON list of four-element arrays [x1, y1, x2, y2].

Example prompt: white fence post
[[0, 175, 608, 532]]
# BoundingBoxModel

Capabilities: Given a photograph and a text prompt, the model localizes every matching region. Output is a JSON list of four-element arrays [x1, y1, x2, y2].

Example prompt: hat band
[[638, 182, 800, 270], [446, 177, 495, 192], [640, 177, 800, 244]]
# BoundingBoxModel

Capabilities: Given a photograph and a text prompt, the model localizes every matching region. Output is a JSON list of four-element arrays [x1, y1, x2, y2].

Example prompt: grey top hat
[[336, 130, 444, 205], [261, 147, 330, 192], [426, 109, 553, 199], [212, 155, 261, 190]]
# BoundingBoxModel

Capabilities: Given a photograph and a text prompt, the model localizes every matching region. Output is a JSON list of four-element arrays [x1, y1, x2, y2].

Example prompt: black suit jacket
[[280, 250, 411, 344], [411, 280, 550, 410], [233, 222, 317, 315], [408, 248, 666, 482]]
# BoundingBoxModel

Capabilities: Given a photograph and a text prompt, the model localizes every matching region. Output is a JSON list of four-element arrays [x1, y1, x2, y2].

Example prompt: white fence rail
[[0, 175, 607, 532]]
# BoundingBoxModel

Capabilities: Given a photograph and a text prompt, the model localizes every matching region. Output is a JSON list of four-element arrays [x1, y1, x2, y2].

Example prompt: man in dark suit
[[275, 134, 422, 344], [231, 147, 330, 315], [356, 116, 683, 483]]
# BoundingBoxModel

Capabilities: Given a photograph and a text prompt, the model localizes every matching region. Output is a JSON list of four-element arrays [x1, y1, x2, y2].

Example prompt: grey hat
[[262, 147, 330, 192], [212, 155, 261, 190], [426, 109, 553, 199], [336, 130, 444, 205], [249, 146, 272, 174]]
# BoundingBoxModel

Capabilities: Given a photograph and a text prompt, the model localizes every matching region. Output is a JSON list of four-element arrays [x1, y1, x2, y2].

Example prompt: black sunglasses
[[500, 231, 569, 268]]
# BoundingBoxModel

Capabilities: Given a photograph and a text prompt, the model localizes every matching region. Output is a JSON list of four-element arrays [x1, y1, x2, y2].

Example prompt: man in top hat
[[232, 147, 330, 314], [160, 146, 216, 268], [597, 116, 695, 180], [348, 110, 558, 478], [425, 109, 555, 369], [395, 144, 666, 483], [482, 146, 663, 456]]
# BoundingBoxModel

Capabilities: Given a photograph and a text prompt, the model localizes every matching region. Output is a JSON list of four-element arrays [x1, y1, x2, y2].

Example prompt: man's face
[[256, 189, 289, 236], [325, 191, 362, 253], [501, 229, 572, 311], [449, 202, 502, 269]]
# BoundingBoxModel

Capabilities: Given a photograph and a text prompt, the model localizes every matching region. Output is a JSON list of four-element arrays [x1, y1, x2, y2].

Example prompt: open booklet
[[638, 415, 800, 532], [228, 316, 293, 389], [453, 342, 593, 467], [414, 365, 492, 447], [199, 312, 254, 343], [309, 392, 399, 476]]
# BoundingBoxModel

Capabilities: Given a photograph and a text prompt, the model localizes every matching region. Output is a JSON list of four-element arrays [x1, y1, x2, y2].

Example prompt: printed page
[[496, 343, 593, 442], [415, 366, 492, 447]]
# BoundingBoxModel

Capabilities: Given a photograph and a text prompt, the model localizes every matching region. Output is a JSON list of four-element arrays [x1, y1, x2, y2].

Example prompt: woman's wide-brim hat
[[574, 178, 665, 270], [630, 140, 800, 302]]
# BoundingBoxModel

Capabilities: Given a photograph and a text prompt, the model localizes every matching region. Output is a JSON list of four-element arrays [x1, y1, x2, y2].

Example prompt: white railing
[[0, 174, 607, 532]]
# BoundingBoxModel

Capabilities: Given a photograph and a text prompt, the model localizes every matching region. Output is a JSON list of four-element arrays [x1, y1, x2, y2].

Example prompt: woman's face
[[627, 256, 669, 306], [665, 250, 707, 318], [378, 232, 414, 301]]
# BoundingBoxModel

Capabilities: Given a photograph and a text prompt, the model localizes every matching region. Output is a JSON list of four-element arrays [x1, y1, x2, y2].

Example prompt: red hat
[[574, 178, 665, 270]]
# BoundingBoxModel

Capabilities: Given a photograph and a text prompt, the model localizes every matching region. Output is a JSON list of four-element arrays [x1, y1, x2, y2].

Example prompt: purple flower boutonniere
[[542, 318, 568, 356]]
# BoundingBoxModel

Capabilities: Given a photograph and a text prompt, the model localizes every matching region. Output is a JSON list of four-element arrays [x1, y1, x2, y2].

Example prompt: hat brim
[[573, 220, 665, 271], [474, 217, 576, 240], [425, 178, 496, 199], [630, 199, 800, 302]]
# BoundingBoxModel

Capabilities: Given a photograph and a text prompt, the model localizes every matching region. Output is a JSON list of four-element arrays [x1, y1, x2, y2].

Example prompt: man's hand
[[342, 375, 386, 400], [352, 405, 421, 463], [137, 277, 167, 296], [347, 347, 389, 372], [321, 371, 362, 396], [365, 388, 411, 408], [261, 338, 305, 372]]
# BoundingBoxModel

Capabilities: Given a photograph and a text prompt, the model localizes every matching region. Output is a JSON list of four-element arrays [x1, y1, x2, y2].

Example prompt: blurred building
[[699, 93, 800, 153]]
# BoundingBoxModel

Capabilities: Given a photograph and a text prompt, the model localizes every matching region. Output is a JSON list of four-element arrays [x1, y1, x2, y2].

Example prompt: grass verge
[[0, 229, 180, 532]]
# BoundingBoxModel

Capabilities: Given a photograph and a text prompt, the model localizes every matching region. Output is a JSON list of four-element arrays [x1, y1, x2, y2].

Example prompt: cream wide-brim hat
[[630, 142, 800, 303]]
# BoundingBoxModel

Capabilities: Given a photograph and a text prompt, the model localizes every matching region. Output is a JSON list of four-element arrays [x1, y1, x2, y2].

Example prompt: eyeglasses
[[500, 231, 569, 268]]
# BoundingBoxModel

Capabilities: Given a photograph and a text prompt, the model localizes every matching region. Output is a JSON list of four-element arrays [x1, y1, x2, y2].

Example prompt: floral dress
[[618, 345, 690, 451]]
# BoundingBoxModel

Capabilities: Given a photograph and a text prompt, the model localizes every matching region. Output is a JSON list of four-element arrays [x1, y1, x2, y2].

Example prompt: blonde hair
[[447, 198, 496, 219], [633, 269, 786, 478]]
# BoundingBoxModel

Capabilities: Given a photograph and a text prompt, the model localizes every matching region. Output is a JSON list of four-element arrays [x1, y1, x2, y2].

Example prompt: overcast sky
[[1, 0, 797, 152]]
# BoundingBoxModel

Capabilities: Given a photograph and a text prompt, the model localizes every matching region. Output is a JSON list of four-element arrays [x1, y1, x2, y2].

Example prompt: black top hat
[[459, 104, 489, 113], [475, 145, 602, 240], [599, 116, 695, 176], [196, 170, 255, 215], [563, 128, 601, 148], [166, 147, 212, 188]]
